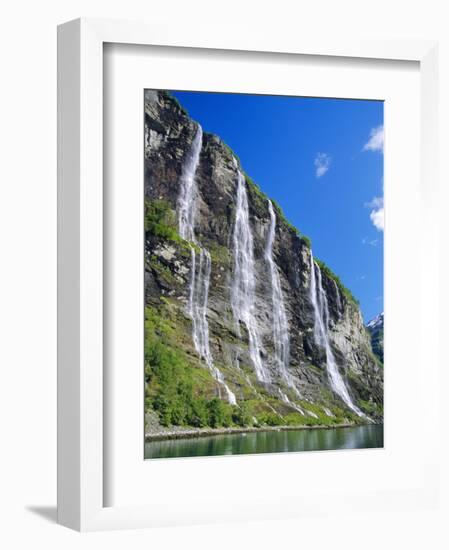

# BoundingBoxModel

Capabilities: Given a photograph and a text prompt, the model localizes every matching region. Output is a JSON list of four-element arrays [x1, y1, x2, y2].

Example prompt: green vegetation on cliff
[[160, 90, 189, 117], [145, 304, 246, 428], [144, 301, 358, 430], [145, 199, 198, 259], [244, 173, 312, 248], [145, 199, 181, 243], [315, 258, 359, 306]]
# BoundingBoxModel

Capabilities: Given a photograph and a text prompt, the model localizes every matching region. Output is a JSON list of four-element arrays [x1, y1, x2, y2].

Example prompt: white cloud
[[364, 196, 383, 209], [362, 237, 379, 246], [370, 208, 384, 231], [363, 125, 384, 153], [365, 196, 384, 231], [314, 152, 331, 178]]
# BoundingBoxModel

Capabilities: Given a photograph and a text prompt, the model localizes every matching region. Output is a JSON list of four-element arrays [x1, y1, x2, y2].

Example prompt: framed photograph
[[58, 18, 440, 531]]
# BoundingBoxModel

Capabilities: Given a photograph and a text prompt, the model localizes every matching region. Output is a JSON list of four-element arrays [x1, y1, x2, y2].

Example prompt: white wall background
[[0, 1, 447, 548]]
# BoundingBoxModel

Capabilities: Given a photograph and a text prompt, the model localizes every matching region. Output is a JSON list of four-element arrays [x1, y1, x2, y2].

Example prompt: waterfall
[[333, 279, 343, 317], [309, 251, 367, 418], [231, 171, 270, 383], [178, 126, 202, 242], [177, 125, 236, 405], [190, 249, 236, 404], [265, 200, 300, 394], [278, 389, 305, 415]]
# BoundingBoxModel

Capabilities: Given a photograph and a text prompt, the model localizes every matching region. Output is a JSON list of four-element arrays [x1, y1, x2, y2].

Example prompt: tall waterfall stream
[[177, 125, 236, 404], [231, 171, 270, 384], [309, 251, 367, 418]]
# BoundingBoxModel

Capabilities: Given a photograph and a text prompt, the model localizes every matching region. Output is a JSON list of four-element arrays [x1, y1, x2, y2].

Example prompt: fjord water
[[144, 424, 384, 459], [177, 125, 236, 404]]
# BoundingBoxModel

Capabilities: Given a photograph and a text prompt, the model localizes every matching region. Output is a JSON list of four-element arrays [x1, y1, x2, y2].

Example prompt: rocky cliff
[[144, 90, 383, 431]]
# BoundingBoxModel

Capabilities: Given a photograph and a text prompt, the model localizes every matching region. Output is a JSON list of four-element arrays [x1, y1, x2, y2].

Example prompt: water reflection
[[144, 425, 384, 459]]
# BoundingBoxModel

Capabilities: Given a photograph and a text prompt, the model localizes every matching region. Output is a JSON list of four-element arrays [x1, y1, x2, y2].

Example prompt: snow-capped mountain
[[367, 312, 384, 331], [367, 312, 384, 364]]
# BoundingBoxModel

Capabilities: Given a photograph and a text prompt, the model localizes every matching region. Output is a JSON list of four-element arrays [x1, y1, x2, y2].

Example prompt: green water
[[144, 424, 383, 459]]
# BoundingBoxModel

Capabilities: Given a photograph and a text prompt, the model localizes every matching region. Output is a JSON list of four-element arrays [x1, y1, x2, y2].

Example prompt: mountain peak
[[367, 312, 384, 330]]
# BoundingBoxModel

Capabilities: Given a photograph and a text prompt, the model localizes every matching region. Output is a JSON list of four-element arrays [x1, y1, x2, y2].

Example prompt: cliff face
[[144, 90, 383, 428]]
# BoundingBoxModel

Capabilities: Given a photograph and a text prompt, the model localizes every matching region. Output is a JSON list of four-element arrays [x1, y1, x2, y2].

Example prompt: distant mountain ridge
[[367, 312, 384, 364]]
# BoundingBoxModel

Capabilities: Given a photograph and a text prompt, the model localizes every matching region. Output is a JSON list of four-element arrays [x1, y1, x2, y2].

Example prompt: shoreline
[[144, 422, 379, 442]]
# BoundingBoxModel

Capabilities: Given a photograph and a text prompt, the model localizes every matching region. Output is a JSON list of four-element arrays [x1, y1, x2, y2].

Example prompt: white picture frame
[[57, 17, 440, 531]]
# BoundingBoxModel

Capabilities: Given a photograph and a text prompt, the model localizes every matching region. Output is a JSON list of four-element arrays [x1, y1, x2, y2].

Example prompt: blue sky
[[172, 91, 384, 322]]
